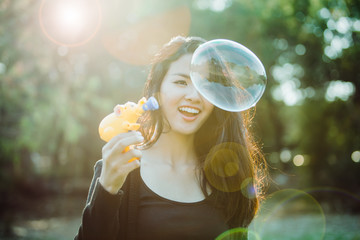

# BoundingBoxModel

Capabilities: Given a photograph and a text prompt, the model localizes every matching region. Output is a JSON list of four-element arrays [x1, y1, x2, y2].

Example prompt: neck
[[144, 131, 197, 167]]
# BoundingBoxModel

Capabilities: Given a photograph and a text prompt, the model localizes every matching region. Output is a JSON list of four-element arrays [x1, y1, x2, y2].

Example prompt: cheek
[[202, 97, 215, 114], [159, 92, 170, 109], [159, 92, 177, 117], [160, 85, 181, 106]]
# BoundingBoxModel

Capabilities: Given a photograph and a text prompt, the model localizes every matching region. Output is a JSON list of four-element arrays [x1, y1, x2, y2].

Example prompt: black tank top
[[136, 177, 229, 240]]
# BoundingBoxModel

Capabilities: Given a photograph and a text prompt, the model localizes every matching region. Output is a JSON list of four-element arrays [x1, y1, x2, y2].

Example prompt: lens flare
[[102, 6, 191, 65], [39, 0, 102, 47], [249, 189, 326, 240], [56, 3, 86, 33], [305, 187, 360, 213], [190, 39, 267, 112], [216, 227, 260, 240], [204, 142, 254, 193], [241, 177, 257, 199]]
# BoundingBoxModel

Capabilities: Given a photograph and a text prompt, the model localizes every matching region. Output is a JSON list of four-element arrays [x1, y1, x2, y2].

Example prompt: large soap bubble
[[190, 39, 267, 112]]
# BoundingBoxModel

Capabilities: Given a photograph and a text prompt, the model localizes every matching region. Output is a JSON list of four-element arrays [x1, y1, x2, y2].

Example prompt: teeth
[[179, 107, 200, 114]]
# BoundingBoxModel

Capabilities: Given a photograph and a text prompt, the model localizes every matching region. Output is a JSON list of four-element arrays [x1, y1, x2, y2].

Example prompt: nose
[[185, 84, 201, 102]]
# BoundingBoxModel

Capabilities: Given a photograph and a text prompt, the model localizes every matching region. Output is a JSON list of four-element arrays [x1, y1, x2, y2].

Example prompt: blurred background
[[0, 0, 359, 239]]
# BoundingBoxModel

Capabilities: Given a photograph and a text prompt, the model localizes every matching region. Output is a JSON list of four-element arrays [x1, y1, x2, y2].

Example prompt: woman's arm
[[75, 160, 124, 240], [75, 131, 142, 240]]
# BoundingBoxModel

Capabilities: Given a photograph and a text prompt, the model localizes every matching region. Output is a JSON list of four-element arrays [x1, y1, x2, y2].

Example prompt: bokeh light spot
[[241, 178, 257, 199], [325, 80, 355, 102], [293, 154, 305, 166], [295, 44, 306, 55], [0, 62, 6, 74], [353, 20, 360, 31], [280, 149, 291, 163], [319, 8, 331, 19], [204, 142, 246, 192], [224, 161, 240, 177], [351, 151, 360, 163], [208, 148, 238, 178], [273, 38, 289, 50]]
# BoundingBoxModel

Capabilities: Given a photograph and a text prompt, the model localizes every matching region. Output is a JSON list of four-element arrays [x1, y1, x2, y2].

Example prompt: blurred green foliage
[[0, 0, 360, 234]]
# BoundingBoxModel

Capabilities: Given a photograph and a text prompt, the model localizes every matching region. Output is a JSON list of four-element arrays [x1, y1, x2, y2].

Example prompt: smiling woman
[[39, 0, 102, 47], [158, 54, 214, 135], [75, 36, 268, 240]]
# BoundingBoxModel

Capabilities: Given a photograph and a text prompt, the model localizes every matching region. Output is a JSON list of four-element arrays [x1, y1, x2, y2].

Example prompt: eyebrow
[[173, 73, 190, 79]]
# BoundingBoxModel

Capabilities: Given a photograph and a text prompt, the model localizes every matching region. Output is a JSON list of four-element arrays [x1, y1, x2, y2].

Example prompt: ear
[[113, 104, 121, 116]]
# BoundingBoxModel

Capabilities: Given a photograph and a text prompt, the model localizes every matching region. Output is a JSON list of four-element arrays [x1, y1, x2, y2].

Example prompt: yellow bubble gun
[[99, 97, 159, 142], [98, 97, 158, 162]]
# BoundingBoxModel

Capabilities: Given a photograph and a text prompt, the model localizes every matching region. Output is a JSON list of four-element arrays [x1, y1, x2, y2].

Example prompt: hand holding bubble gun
[[98, 97, 159, 161]]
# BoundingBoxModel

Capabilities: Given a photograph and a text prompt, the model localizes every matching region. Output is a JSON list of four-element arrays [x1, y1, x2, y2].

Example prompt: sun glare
[[56, 3, 86, 33], [39, 0, 101, 47]]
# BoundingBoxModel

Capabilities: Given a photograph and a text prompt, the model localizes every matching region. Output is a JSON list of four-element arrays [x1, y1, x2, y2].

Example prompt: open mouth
[[178, 106, 201, 117]]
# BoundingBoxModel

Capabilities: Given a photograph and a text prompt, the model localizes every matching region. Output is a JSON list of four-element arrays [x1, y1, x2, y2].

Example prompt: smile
[[178, 106, 201, 121], [178, 107, 200, 114]]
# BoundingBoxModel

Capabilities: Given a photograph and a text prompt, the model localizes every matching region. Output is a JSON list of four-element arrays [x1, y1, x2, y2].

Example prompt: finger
[[111, 160, 140, 189], [120, 160, 141, 175], [111, 148, 142, 166], [103, 131, 143, 153], [111, 134, 144, 154], [106, 131, 140, 149]]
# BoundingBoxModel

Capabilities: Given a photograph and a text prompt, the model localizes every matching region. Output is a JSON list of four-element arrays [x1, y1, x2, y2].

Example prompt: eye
[[174, 80, 188, 86]]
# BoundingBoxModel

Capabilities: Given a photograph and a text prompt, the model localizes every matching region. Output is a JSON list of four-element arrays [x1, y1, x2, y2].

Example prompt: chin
[[172, 124, 201, 136], [165, 114, 207, 136]]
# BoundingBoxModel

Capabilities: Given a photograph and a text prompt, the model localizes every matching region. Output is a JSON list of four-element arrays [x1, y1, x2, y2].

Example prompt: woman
[[75, 36, 267, 240]]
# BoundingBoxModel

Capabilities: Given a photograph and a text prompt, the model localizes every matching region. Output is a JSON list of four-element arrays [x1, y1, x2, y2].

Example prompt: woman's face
[[159, 54, 214, 135]]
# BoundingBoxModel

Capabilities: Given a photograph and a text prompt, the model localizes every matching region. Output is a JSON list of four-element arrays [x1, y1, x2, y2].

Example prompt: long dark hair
[[139, 36, 267, 228]]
